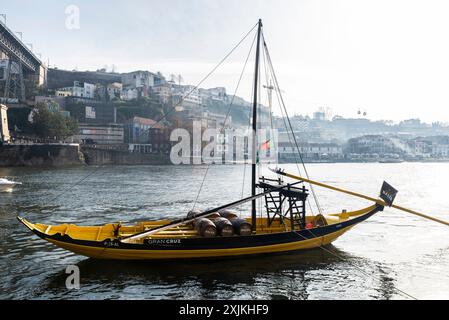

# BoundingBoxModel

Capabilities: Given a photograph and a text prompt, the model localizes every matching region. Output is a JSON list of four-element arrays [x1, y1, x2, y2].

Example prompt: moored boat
[[18, 19, 449, 261], [18, 204, 382, 260], [0, 178, 21, 193]]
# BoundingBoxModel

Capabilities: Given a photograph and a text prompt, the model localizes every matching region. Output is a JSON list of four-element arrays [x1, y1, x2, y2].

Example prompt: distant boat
[[0, 178, 22, 193], [379, 159, 404, 164]]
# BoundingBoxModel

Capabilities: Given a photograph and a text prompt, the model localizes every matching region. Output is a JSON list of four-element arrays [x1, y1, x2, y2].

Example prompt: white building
[[278, 142, 343, 160], [152, 84, 172, 104], [57, 81, 95, 99], [121, 71, 156, 89], [173, 85, 202, 108], [0, 104, 10, 143], [75, 123, 124, 145], [107, 82, 123, 100], [122, 87, 139, 101], [199, 87, 227, 102], [432, 143, 449, 157]]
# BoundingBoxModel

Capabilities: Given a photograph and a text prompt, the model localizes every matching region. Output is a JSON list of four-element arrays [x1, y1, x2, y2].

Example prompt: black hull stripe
[[33, 206, 382, 251]]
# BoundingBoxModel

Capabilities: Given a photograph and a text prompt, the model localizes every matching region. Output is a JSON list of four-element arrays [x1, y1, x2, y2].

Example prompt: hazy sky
[[3, 0, 449, 122]]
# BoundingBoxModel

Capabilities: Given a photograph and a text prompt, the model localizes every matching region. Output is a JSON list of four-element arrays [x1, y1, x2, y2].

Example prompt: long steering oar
[[271, 167, 449, 228], [121, 181, 302, 243]]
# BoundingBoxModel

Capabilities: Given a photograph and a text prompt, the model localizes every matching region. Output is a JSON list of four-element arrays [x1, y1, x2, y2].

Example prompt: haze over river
[[1, 163, 449, 300]]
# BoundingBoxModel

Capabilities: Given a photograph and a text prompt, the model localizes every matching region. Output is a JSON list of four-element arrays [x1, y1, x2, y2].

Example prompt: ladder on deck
[[259, 176, 308, 231]]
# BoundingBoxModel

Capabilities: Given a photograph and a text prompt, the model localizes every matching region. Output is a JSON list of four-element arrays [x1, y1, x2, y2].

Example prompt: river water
[[1, 163, 449, 300]]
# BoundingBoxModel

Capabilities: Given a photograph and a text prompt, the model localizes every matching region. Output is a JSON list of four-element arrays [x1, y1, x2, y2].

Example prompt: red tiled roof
[[132, 116, 165, 129]]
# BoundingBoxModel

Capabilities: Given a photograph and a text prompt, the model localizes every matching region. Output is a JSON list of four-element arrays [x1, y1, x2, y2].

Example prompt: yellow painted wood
[[17, 204, 375, 260], [43, 225, 353, 260]]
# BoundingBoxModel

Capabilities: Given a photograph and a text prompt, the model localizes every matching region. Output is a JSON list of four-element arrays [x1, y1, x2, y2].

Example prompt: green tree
[[32, 102, 79, 140]]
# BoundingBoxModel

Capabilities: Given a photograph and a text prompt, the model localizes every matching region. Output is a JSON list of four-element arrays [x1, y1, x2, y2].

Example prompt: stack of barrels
[[188, 209, 253, 238]]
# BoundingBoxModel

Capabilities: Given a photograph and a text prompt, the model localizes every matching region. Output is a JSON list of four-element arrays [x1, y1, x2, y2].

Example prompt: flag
[[260, 140, 271, 151], [260, 139, 271, 151]]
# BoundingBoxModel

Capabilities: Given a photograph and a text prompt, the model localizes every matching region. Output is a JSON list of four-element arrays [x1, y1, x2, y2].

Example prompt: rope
[[259, 34, 315, 216], [191, 28, 258, 211], [262, 33, 323, 215], [259, 33, 417, 300], [238, 70, 257, 217], [132, 22, 260, 141], [26, 22, 259, 213]]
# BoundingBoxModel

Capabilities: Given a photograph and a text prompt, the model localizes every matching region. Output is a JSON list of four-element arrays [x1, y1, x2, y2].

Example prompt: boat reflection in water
[[44, 247, 396, 300]]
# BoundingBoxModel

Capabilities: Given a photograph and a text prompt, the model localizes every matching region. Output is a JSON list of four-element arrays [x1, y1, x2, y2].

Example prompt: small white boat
[[0, 178, 21, 192]]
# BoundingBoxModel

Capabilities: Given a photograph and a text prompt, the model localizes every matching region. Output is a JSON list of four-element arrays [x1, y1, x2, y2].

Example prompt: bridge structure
[[0, 19, 43, 102]]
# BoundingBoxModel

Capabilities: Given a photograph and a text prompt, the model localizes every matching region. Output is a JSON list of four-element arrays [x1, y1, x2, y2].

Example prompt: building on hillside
[[56, 81, 96, 99], [151, 83, 172, 104], [107, 82, 123, 100], [125, 116, 172, 154], [75, 123, 124, 145], [172, 85, 202, 109], [406, 138, 432, 157], [199, 87, 227, 102], [278, 142, 343, 162], [121, 71, 165, 101], [55, 90, 72, 98], [124, 116, 165, 144], [432, 143, 449, 157], [122, 87, 139, 101], [147, 126, 172, 154], [203, 112, 232, 128], [346, 135, 404, 156], [64, 98, 117, 124], [313, 110, 326, 121], [122, 71, 156, 89]]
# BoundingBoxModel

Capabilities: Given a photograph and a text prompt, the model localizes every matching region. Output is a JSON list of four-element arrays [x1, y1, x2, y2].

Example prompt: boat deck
[[29, 215, 344, 243]]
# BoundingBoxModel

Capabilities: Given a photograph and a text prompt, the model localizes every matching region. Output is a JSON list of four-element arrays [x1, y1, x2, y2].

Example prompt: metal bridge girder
[[0, 22, 41, 73]]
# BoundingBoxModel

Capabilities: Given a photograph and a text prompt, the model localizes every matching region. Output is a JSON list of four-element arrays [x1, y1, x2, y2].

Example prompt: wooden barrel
[[212, 217, 234, 237], [313, 214, 328, 227], [187, 209, 202, 220], [219, 209, 239, 220], [231, 218, 252, 236], [206, 212, 221, 220], [193, 218, 217, 237]]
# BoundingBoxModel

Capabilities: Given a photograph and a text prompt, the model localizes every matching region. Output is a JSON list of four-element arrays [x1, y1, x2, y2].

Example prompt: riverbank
[[0, 144, 171, 167], [2, 144, 449, 167], [0, 144, 85, 167], [81, 145, 170, 165]]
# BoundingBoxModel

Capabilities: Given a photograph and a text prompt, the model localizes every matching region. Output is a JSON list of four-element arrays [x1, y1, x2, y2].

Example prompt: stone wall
[[81, 146, 171, 165], [0, 144, 172, 167], [0, 144, 85, 167]]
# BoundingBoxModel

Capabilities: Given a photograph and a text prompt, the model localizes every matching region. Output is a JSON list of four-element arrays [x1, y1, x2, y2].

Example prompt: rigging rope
[[191, 28, 258, 211], [262, 33, 323, 215], [259, 33, 315, 216], [260, 33, 417, 300], [33, 23, 259, 211], [239, 67, 256, 214], [133, 22, 260, 141]]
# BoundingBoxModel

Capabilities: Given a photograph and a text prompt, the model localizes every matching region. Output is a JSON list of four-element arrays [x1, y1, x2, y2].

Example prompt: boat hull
[[19, 205, 382, 260]]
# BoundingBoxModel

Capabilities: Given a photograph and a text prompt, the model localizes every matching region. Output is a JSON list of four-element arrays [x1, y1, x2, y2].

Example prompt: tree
[[31, 102, 79, 140]]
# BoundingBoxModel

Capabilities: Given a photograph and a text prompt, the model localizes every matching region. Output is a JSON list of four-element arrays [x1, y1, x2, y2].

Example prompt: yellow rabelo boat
[[18, 20, 448, 261]]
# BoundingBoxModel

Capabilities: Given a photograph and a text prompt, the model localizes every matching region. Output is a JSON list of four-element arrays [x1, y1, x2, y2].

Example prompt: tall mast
[[251, 19, 262, 232]]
